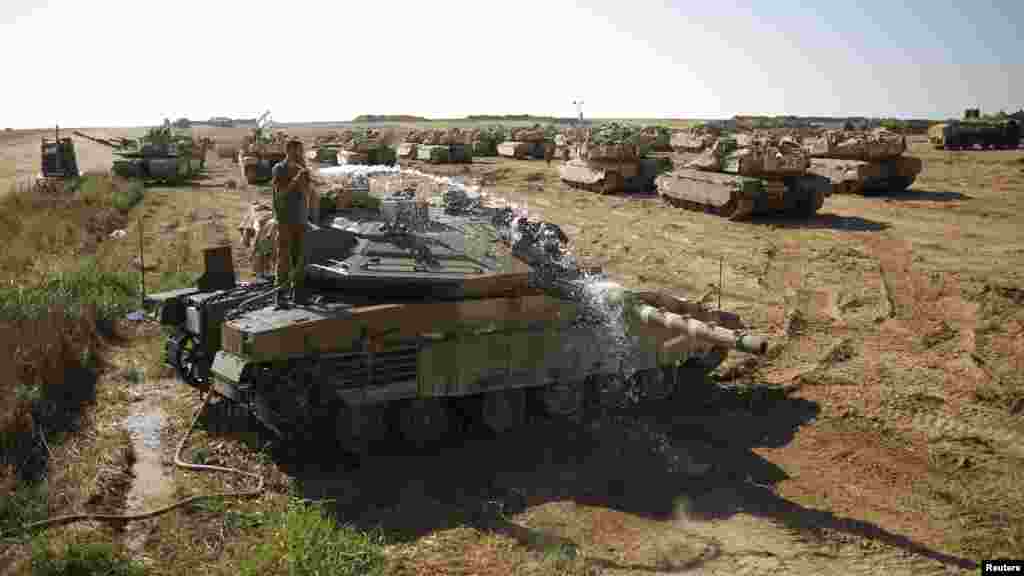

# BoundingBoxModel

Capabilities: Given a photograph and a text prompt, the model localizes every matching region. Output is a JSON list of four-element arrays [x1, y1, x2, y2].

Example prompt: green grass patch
[[31, 540, 145, 576], [240, 500, 386, 576], [0, 481, 48, 538], [0, 258, 137, 323]]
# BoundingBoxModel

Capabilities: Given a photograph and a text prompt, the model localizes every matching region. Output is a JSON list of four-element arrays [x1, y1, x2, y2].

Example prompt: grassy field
[[1, 125, 1022, 575]]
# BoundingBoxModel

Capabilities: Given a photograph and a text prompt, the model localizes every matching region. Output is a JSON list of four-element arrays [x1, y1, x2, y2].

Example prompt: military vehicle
[[401, 128, 473, 164], [336, 128, 398, 167], [803, 128, 923, 194], [560, 122, 673, 194], [928, 119, 1020, 150], [73, 122, 202, 183], [469, 125, 505, 157], [498, 124, 556, 160], [35, 126, 80, 191], [239, 112, 286, 185], [144, 173, 770, 453], [656, 134, 831, 220]]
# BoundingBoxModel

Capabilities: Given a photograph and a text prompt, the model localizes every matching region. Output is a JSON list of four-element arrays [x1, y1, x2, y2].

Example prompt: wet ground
[[121, 379, 175, 557]]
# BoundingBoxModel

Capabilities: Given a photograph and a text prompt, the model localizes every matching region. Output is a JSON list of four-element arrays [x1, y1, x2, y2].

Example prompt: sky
[[1, 0, 1022, 128]]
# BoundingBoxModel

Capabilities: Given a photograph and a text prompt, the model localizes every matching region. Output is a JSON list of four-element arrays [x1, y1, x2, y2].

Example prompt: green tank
[[928, 119, 1020, 150], [75, 123, 200, 183], [144, 174, 770, 454]]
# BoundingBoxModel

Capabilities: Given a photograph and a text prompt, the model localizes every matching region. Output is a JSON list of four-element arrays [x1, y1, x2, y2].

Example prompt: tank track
[[226, 357, 726, 456]]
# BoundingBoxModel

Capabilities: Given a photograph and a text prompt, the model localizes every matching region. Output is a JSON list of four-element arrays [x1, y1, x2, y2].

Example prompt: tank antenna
[[138, 215, 146, 308], [573, 100, 584, 157], [718, 256, 724, 311]]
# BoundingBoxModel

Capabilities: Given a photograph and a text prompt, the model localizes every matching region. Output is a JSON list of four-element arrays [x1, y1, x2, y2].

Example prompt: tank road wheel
[[399, 398, 451, 448], [343, 403, 394, 456], [481, 388, 527, 433], [631, 368, 675, 402], [537, 380, 586, 422], [168, 331, 208, 388]]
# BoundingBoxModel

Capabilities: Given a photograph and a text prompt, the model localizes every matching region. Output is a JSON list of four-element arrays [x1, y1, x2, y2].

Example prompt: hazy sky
[[2, 0, 1021, 128]]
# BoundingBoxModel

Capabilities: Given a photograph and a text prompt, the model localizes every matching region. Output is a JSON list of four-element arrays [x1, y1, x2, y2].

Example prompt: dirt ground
[[4, 126, 1022, 575]]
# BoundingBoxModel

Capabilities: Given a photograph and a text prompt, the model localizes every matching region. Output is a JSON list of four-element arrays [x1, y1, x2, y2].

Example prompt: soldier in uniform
[[271, 139, 312, 308], [544, 140, 555, 166]]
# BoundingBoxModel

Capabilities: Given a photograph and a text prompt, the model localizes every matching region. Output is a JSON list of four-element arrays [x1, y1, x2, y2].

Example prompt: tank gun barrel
[[536, 277, 769, 355], [633, 303, 769, 355], [71, 131, 128, 148]]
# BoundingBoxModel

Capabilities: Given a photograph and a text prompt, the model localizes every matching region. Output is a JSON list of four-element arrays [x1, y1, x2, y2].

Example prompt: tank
[[144, 174, 771, 453], [402, 128, 473, 164], [928, 119, 1020, 150], [803, 128, 923, 194], [498, 124, 556, 160], [655, 134, 830, 220], [36, 127, 80, 191], [560, 122, 672, 194], [74, 123, 199, 183]]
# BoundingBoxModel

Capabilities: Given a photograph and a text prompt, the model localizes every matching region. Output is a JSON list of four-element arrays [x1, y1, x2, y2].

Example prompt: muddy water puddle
[[121, 382, 176, 555]]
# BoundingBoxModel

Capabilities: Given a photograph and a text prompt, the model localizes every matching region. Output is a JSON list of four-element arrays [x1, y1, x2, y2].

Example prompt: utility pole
[[572, 99, 584, 157]]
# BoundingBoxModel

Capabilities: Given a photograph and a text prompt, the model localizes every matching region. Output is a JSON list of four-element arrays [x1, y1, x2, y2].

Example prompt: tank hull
[[112, 156, 192, 182], [656, 169, 828, 220], [497, 141, 530, 159], [929, 121, 1021, 150], [338, 147, 397, 167], [559, 158, 668, 194], [414, 144, 472, 164], [808, 156, 923, 194], [239, 152, 285, 185]]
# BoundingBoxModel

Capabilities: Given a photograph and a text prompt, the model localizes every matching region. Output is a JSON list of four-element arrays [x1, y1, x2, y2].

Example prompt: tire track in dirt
[[858, 233, 1024, 457]]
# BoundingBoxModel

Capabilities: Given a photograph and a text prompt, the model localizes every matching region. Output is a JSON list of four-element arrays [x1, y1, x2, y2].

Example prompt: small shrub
[[240, 501, 385, 576], [31, 540, 145, 576], [111, 181, 145, 212], [0, 479, 48, 536]]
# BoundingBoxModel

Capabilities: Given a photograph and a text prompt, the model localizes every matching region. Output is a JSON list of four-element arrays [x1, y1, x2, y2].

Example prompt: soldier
[[544, 140, 554, 166], [271, 139, 312, 308]]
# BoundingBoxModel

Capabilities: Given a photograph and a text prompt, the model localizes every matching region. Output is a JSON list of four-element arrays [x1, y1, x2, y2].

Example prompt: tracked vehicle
[[35, 126, 80, 191], [656, 135, 830, 220], [560, 122, 672, 194], [401, 129, 473, 164], [74, 123, 202, 183], [804, 129, 923, 194], [145, 177, 769, 454]]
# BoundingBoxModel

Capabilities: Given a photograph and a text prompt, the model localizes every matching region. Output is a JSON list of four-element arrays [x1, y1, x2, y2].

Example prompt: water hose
[[2, 389, 264, 538]]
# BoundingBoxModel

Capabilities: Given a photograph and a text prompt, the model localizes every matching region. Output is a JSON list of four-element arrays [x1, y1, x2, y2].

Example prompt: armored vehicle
[[928, 119, 1020, 150], [239, 111, 288, 184], [35, 126, 80, 191], [560, 122, 671, 194], [498, 124, 556, 160], [401, 129, 473, 164], [74, 123, 201, 183], [804, 129, 923, 194], [144, 174, 769, 453], [656, 135, 830, 220]]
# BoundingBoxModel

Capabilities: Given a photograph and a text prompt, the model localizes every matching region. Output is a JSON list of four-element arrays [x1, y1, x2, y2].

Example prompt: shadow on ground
[[749, 212, 891, 232], [195, 374, 978, 572], [870, 188, 972, 202]]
